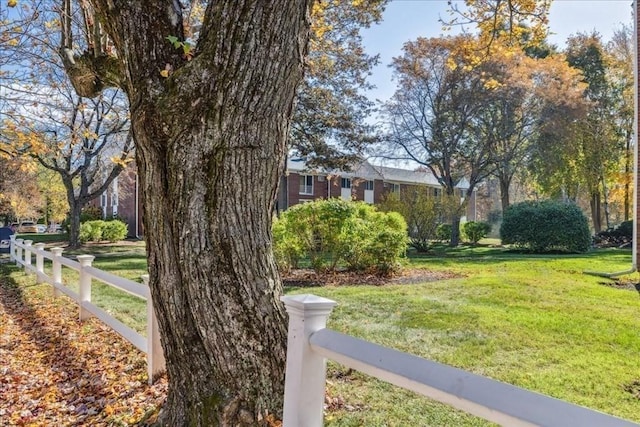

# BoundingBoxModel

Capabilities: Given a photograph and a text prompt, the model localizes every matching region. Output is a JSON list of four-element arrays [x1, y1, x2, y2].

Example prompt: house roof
[[371, 164, 441, 187], [286, 157, 471, 190]]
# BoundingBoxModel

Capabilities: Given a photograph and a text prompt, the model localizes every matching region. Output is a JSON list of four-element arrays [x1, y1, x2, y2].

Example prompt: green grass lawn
[[3, 243, 640, 425], [288, 247, 640, 426]]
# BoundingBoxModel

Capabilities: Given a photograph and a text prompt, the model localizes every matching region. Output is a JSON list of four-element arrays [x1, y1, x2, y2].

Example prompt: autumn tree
[[384, 35, 497, 246], [36, 166, 68, 227], [50, 0, 312, 425], [606, 24, 634, 222], [565, 32, 620, 232], [1, 3, 133, 247], [0, 156, 43, 223], [444, 0, 551, 50], [475, 44, 587, 212], [32, 92, 133, 247]]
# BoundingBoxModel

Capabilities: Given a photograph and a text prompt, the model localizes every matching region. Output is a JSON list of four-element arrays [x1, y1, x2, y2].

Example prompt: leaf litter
[[0, 271, 167, 426]]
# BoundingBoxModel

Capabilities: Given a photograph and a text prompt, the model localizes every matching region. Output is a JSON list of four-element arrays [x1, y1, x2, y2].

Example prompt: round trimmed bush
[[273, 199, 408, 274], [462, 221, 492, 244], [500, 200, 590, 253], [102, 220, 128, 242], [79, 220, 105, 243]]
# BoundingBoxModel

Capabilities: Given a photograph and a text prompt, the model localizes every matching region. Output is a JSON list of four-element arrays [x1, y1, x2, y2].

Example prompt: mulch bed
[[283, 268, 461, 287]]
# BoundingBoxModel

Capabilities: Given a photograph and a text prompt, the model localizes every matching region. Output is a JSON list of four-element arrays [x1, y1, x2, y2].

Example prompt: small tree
[[379, 187, 441, 252]]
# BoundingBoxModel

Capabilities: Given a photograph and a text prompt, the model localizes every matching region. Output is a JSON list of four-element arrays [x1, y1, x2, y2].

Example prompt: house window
[[364, 180, 374, 191], [299, 175, 313, 195], [100, 192, 107, 207], [390, 183, 400, 193], [341, 178, 351, 189], [433, 188, 440, 197]]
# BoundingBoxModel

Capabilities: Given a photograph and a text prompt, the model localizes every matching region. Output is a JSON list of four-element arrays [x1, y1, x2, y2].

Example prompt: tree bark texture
[[74, 1, 312, 425], [498, 174, 512, 214], [590, 191, 603, 233]]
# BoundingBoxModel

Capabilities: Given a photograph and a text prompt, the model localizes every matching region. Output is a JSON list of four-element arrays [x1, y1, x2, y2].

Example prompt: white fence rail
[[9, 236, 165, 384], [281, 294, 640, 427]]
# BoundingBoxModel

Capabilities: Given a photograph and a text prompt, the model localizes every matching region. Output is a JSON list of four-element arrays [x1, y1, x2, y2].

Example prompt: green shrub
[[78, 220, 106, 243], [500, 200, 591, 253], [462, 221, 492, 244], [102, 220, 128, 242], [435, 223, 452, 242], [273, 199, 408, 274], [272, 215, 305, 272], [342, 204, 408, 274]]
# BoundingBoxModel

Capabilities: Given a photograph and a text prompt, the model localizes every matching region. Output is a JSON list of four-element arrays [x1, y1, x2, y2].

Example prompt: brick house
[[87, 162, 143, 238], [94, 158, 477, 239], [277, 158, 477, 221]]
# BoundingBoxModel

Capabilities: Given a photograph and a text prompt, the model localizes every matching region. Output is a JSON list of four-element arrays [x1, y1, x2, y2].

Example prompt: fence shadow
[[0, 264, 110, 422]]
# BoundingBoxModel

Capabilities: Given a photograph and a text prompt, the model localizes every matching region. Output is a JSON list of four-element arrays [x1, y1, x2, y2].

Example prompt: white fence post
[[34, 243, 45, 283], [15, 238, 24, 267], [77, 255, 95, 321], [23, 240, 33, 273], [141, 274, 166, 384], [9, 235, 16, 262], [281, 294, 337, 427], [50, 247, 63, 297]]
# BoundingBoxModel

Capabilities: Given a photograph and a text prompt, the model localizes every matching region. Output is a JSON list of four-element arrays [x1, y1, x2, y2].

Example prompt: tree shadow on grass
[[0, 264, 145, 424]]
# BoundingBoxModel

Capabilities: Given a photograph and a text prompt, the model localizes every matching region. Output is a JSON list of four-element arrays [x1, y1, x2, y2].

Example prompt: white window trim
[[299, 175, 314, 195]]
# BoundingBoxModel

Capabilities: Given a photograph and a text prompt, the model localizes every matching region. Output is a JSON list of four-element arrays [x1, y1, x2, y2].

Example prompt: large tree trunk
[[450, 213, 462, 246], [67, 201, 81, 248], [498, 174, 512, 214], [63, 1, 312, 425]]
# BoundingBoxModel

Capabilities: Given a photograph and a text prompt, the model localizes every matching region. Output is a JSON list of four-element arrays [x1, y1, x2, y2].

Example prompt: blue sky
[[362, 0, 634, 103]]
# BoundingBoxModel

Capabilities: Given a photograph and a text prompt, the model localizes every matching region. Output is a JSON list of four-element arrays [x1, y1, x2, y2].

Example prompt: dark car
[[0, 227, 14, 253]]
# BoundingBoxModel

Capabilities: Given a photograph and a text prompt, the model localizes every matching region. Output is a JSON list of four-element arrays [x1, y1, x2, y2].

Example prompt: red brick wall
[[373, 180, 386, 203], [287, 173, 330, 207]]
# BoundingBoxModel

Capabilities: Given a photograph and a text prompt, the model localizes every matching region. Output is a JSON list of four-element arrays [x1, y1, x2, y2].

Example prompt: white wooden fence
[[7, 236, 639, 424], [281, 294, 640, 427], [8, 236, 165, 384]]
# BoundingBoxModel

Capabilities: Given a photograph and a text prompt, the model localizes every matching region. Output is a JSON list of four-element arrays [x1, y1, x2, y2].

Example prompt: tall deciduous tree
[[565, 32, 619, 232], [476, 44, 587, 212], [607, 25, 634, 222], [384, 35, 496, 246], [32, 91, 133, 247], [0, 156, 43, 223], [36, 166, 68, 227], [57, 0, 311, 425], [1, 2, 133, 246]]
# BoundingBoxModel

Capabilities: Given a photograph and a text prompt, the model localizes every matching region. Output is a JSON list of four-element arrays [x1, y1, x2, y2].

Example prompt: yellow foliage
[[7, 0, 17, 7], [110, 156, 133, 168]]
